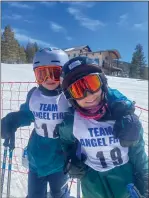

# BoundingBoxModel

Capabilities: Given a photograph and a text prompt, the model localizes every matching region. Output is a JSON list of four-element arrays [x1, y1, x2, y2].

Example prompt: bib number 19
[[96, 147, 123, 168]]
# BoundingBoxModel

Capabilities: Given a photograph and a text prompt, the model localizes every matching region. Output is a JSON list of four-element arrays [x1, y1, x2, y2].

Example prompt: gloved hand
[[1, 113, 18, 149], [1, 110, 32, 139], [113, 114, 142, 147], [110, 100, 135, 120], [1, 111, 33, 150], [1, 116, 17, 140], [63, 140, 88, 179], [64, 157, 88, 179]]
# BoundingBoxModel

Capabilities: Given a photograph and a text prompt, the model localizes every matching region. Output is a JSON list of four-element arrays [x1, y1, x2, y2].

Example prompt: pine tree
[[129, 44, 146, 79], [34, 42, 39, 53], [2, 25, 41, 64], [1, 33, 6, 63], [25, 42, 40, 63], [26, 42, 36, 63], [19, 45, 27, 63], [1, 25, 20, 63]]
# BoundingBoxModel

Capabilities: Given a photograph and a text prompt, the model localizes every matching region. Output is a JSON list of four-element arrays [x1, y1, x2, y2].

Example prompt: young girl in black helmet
[[57, 56, 148, 198]]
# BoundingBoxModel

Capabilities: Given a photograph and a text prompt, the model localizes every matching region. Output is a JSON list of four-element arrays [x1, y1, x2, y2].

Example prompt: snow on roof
[[65, 48, 75, 52]]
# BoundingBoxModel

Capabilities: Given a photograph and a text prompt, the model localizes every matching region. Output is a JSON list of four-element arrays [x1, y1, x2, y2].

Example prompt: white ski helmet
[[33, 47, 69, 69]]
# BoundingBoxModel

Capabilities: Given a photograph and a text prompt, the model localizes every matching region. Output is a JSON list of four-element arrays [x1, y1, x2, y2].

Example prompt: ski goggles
[[34, 66, 62, 84], [67, 74, 102, 100]]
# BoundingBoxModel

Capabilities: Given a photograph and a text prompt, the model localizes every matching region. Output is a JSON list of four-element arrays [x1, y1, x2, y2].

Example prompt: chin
[[43, 83, 59, 90], [86, 99, 100, 107], [85, 103, 98, 109], [46, 86, 57, 90]]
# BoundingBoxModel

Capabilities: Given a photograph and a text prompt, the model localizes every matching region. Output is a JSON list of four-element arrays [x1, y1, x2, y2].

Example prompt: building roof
[[65, 48, 75, 52], [64, 45, 121, 59], [107, 49, 121, 59], [64, 45, 92, 52], [80, 49, 121, 59]]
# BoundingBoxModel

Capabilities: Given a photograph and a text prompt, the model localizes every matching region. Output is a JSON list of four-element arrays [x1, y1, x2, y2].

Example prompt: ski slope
[[1, 63, 148, 198]]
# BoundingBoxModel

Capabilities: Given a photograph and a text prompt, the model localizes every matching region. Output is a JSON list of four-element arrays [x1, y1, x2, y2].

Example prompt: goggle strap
[[64, 90, 71, 99]]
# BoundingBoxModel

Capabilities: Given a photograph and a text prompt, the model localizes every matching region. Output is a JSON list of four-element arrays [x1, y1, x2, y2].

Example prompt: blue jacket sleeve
[[107, 87, 133, 105], [18, 87, 36, 126], [128, 127, 149, 197], [20, 87, 36, 113]]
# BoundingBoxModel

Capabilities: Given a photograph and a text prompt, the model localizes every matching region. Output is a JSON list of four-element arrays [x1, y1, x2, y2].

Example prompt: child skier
[[57, 56, 148, 198], [1, 48, 71, 198]]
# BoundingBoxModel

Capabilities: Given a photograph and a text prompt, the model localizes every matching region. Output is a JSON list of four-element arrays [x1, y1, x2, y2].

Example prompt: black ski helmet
[[62, 56, 108, 97], [61, 56, 108, 119]]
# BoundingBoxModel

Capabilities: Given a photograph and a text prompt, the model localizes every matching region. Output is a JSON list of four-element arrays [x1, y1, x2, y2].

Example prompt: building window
[[94, 58, 99, 64], [102, 60, 105, 68], [105, 56, 108, 61]]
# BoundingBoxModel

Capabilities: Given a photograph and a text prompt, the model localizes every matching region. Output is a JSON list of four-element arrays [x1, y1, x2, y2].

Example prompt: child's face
[[76, 89, 103, 109], [42, 77, 60, 90]]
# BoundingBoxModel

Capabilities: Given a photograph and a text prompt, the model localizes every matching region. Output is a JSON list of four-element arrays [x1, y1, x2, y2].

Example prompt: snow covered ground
[[1, 63, 148, 198]]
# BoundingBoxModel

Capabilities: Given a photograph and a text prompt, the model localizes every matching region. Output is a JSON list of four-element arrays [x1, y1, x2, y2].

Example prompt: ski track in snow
[[1, 63, 148, 198]]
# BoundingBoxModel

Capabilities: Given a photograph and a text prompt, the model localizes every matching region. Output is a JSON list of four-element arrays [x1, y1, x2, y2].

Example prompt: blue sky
[[1, 1, 148, 62]]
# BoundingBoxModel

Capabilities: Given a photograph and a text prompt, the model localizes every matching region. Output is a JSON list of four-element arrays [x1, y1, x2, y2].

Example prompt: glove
[[113, 114, 142, 147], [110, 100, 135, 120], [1, 113, 19, 149], [1, 116, 17, 140], [63, 140, 88, 179], [1, 111, 32, 140], [64, 157, 88, 179]]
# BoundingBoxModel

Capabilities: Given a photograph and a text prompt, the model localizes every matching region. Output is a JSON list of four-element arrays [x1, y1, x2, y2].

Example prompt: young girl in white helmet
[[1, 48, 71, 198], [57, 56, 148, 198]]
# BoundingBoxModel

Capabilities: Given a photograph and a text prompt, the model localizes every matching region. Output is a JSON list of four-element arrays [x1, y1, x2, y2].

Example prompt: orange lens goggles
[[34, 66, 62, 84], [68, 74, 102, 100]]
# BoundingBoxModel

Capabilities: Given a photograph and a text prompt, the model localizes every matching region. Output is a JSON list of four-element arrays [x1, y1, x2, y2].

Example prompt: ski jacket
[[2, 86, 70, 177], [57, 89, 148, 198]]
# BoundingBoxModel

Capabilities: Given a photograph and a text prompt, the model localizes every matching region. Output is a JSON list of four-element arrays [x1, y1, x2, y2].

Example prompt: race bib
[[29, 89, 69, 138], [73, 112, 129, 172]]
